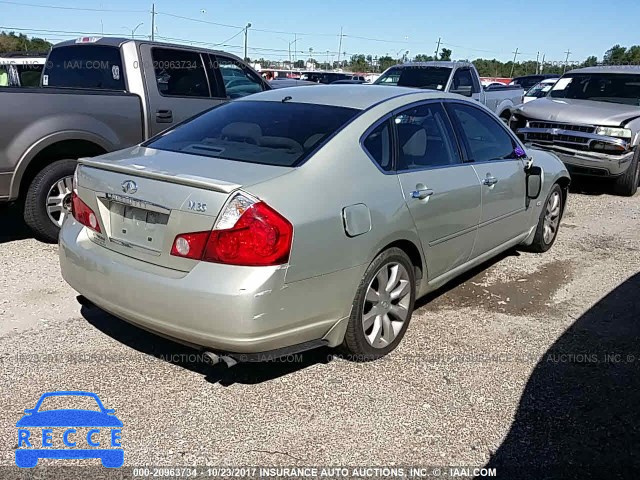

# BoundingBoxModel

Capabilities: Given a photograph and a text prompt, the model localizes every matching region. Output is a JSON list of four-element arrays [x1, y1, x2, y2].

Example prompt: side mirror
[[526, 165, 543, 199], [451, 85, 473, 97]]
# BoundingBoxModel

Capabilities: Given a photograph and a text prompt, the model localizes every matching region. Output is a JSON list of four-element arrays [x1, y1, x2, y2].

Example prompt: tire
[[526, 183, 563, 253], [23, 159, 77, 243], [613, 148, 640, 197], [341, 247, 416, 361]]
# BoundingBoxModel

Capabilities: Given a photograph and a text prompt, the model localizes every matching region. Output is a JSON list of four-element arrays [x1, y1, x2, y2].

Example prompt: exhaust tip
[[204, 351, 238, 368]]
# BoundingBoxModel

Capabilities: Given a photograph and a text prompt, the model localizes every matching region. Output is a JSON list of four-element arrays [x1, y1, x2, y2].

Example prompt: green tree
[[604, 44, 626, 64], [413, 54, 434, 62], [625, 45, 640, 65], [0, 31, 52, 53], [581, 56, 598, 67], [377, 55, 396, 71], [439, 48, 452, 61]]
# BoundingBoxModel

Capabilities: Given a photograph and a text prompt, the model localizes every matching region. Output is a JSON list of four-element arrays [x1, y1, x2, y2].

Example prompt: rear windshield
[[42, 45, 125, 90], [549, 73, 640, 105], [146, 100, 359, 167], [374, 67, 452, 90]]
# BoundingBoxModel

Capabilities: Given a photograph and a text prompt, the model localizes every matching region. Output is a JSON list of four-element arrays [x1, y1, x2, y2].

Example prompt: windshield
[[525, 81, 555, 98], [42, 45, 125, 90], [37, 395, 102, 412], [146, 101, 359, 167], [374, 67, 452, 90], [549, 73, 640, 105]]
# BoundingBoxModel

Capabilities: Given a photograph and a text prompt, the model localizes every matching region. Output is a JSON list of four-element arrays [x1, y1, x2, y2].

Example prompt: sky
[[1, 0, 638, 64]]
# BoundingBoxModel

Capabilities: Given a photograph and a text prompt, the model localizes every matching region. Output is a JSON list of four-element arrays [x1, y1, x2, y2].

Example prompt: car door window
[[447, 103, 517, 162], [151, 48, 210, 97], [213, 56, 265, 99], [394, 102, 461, 171], [363, 120, 392, 171]]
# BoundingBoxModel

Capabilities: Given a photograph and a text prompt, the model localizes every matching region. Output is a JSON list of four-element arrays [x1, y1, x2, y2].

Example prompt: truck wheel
[[526, 183, 563, 253], [23, 159, 77, 243], [613, 148, 640, 197], [341, 247, 416, 361]]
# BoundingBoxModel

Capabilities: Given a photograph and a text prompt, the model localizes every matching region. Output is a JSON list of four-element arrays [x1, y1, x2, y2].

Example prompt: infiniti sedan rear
[[59, 86, 570, 362]]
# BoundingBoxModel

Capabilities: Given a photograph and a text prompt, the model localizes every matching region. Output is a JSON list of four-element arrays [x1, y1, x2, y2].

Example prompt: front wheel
[[23, 159, 77, 243], [526, 183, 563, 253], [341, 247, 416, 361]]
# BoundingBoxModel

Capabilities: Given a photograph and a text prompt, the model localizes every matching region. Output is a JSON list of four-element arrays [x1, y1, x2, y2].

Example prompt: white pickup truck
[[375, 61, 524, 123]]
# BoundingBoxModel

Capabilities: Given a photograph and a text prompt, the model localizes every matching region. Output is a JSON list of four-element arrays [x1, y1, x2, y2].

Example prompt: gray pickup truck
[[0, 37, 270, 241], [374, 61, 524, 123], [510, 66, 640, 196]]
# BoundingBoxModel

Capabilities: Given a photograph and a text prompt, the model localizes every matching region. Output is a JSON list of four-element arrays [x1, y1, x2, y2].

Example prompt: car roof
[[392, 61, 473, 69], [238, 85, 460, 110], [567, 65, 640, 75]]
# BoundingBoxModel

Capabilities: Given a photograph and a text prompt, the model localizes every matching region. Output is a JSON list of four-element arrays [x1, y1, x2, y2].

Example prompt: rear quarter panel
[[0, 88, 144, 199], [245, 101, 425, 285]]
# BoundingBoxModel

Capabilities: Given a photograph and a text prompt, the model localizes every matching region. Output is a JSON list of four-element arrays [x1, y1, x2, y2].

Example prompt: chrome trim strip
[[518, 127, 630, 149], [97, 192, 172, 215]]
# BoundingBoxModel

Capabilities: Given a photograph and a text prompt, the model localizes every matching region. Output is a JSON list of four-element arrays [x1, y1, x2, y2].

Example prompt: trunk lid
[[76, 146, 293, 271]]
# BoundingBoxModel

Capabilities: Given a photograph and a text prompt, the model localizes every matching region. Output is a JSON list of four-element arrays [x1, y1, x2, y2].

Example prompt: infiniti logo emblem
[[121, 180, 138, 194]]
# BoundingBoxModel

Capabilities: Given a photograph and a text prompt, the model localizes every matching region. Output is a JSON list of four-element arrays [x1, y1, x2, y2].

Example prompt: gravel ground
[[0, 186, 639, 480]]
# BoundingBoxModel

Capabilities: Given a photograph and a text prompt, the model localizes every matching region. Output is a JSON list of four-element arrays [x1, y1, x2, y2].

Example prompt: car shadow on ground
[[482, 272, 640, 479], [81, 305, 333, 387], [569, 176, 613, 196], [0, 204, 32, 244]]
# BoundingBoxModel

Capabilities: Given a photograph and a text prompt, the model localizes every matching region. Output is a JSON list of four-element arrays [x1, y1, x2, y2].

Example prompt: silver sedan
[[59, 86, 570, 362]]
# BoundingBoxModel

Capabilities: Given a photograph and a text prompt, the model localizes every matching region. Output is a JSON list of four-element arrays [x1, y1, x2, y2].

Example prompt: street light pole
[[131, 22, 144, 39], [244, 23, 252, 62]]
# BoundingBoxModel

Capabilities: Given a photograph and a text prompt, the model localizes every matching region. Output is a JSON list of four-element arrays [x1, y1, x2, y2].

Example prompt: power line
[[155, 12, 240, 30], [0, 0, 146, 13]]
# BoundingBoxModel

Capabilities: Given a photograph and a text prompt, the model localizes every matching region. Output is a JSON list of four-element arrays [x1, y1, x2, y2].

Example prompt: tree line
[[0, 32, 52, 54]]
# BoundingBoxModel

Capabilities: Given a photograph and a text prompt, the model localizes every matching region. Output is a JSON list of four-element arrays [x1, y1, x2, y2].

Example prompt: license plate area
[[109, 202, 169, 253]]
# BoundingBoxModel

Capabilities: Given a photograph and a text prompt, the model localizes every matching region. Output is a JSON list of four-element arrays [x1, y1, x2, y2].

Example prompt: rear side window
[[16, 64, 43, 87], [395, 102, 461, 170], [152, 48, 209, 97], [146, 101, 359, 167], [42, 45, 125, 90], [363, 121, 392, 171]]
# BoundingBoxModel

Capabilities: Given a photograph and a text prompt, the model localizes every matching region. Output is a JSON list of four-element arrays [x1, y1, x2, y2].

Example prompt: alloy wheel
[[362, 262, 412, 349], [543, 190, 561, 244], [46, 176, 74, 227]]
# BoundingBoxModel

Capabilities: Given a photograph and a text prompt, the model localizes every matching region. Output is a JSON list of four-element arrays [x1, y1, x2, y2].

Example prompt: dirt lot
[[1, 185, 639, 479]]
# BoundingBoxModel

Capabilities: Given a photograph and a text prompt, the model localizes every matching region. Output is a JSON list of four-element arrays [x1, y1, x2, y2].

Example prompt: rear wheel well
[[379, 239, 424, 287], [499, 109, 512, 122], [18, 140, 107, 199]]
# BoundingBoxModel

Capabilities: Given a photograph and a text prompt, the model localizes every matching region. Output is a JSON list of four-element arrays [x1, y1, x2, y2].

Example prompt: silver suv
[[510, 66, 640, 196]]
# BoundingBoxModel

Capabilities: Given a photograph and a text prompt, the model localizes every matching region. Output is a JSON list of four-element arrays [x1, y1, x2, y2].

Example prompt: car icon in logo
[[15, 391, 123, 468], [121, 180, 137, 194]]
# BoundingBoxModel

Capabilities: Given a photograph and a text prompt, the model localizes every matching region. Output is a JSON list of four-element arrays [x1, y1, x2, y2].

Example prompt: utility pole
[[294, 33, 297, 64], [435, 37, 441, 59], [244, 23, 252, 61], [509, 47, 520, 78], [540, 53, 546, 73], [337, 27, 343, 68], [326, 50, 330, 70], [563, 49, 571, 73], [150, 3, 155, 41], [535, 51, 540, 75]]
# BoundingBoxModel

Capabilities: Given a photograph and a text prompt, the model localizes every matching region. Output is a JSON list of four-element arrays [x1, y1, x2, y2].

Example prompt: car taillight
[[171, 193, 293, 266], [71, 192, 101, 233]]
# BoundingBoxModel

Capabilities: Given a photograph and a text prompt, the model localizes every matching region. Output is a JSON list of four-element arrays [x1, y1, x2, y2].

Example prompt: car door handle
[[411, 188, 434, 199], [483, 176, 498, 186], [155, 109, 173, 123]]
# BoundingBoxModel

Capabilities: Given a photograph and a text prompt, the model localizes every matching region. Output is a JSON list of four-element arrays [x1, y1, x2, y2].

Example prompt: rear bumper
[[59, 220, 362, 353]]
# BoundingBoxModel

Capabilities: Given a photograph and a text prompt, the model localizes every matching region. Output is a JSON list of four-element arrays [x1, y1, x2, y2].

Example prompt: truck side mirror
[[526, 166, 542, 199]]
